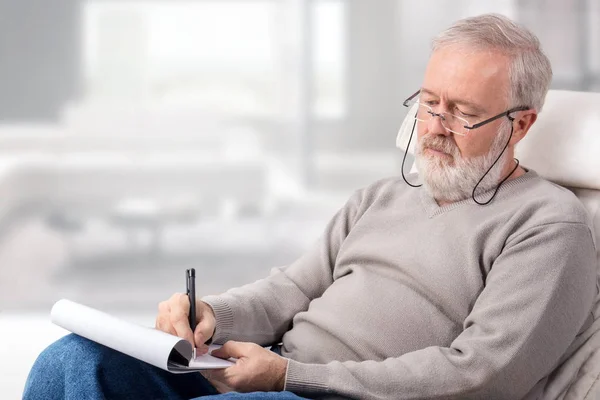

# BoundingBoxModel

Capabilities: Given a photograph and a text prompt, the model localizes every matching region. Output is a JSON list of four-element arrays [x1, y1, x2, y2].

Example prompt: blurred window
[[83, 0, 348, 118], [84, 1, 278, 116], [313, 0, 347, 118]]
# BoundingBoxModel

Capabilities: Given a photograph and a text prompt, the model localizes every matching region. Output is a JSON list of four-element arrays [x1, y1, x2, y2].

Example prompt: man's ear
[[509, 111, 537, 146]]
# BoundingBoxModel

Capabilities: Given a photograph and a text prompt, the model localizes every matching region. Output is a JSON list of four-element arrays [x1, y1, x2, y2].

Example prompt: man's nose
[[427, 113, 452, 137]]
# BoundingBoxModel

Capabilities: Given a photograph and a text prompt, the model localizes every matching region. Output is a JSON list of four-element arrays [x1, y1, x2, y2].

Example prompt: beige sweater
[[202, 170, 598, 399]]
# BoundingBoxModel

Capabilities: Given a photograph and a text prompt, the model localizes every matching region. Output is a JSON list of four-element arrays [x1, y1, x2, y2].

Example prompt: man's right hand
[[155, 293, 216, 355]]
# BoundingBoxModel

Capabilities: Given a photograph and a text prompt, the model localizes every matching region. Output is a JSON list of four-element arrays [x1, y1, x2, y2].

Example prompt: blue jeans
[[23, 334, 308, 400]]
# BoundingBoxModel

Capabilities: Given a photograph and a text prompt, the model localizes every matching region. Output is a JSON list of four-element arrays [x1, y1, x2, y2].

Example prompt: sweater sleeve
[[201, 188, 366, 345], [284, 222, 598, 399]]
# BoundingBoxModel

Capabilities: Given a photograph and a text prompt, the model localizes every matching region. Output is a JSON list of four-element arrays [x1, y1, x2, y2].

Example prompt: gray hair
[[432, 14, 552, 112]]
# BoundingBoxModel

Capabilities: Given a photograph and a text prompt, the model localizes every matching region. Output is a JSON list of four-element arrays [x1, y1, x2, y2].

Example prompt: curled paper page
[[51, 299, 234, 373]]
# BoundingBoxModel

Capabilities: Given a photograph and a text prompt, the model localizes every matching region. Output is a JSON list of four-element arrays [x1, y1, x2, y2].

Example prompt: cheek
[[453, 137, 470, 157], [457, 135, 492, 158], [416, 122, 427, 140]]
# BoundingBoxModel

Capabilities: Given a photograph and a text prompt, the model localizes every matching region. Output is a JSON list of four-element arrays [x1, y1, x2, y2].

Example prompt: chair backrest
[[395, 89, 600, 304]]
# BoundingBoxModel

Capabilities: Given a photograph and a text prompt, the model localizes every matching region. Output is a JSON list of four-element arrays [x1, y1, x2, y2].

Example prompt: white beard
[[414, 120, 512, 203]]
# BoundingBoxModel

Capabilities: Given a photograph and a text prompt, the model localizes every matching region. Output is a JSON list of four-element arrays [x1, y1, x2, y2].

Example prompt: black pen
[[186, 268, 197, 358]]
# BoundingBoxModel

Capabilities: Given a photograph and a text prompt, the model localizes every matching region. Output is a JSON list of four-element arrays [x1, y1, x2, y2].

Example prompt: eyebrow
[[420, 88, 487, 114]]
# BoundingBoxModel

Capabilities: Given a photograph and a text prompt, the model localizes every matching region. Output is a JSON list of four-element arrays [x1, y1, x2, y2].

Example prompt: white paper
[[189, 344, 235, 369], [51, 299, 234, 373]]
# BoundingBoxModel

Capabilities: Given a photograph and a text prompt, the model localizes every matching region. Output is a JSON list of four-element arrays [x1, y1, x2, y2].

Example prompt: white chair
[[396, 89, 600, 399]]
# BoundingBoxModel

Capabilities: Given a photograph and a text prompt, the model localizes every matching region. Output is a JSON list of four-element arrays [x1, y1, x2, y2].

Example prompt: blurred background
[[0, 0, 599, 397]]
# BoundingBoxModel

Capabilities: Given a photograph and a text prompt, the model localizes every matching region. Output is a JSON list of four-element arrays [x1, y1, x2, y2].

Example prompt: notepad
[[51, 299, 235, 373]]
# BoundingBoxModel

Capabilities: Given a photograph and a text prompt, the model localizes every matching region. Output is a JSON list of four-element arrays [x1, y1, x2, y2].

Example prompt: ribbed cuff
[[200, 296, 234, 344], [284, 359, 330, 396]]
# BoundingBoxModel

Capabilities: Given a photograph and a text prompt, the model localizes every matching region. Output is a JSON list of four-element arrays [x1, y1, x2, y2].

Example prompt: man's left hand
[[206, 341, 288, 393]]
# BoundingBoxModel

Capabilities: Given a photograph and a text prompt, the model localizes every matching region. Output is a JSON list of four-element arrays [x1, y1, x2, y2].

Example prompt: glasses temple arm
[[403, 90, 421, 107], [465, 106, 530, 130]]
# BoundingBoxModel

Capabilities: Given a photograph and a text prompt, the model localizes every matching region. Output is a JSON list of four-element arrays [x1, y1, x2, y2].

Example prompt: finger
[[167, 293, 189, 308], [170, 308, 194, 345], [175, 292, 190, 312], [158, 300, 169, 315], [155, 312, 177, 336], [194, 303, 215, 344], [194, 319, 214, 346], [206, 368, 229, 385], [206, 376, 235, 394], [155, 301, 169, 329], [208, 367, 242, 391], [155, 314, 166, 330], [168, 294, 193, 342], [195, 343, 209, 355], [158, 317, 177, 336], [211, 341, 254, 359]]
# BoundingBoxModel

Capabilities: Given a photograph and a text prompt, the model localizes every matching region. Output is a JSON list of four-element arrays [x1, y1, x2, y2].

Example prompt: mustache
[[418, 135, 458, 156]]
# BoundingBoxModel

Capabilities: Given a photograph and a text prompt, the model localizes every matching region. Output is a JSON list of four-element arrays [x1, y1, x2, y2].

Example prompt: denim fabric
[[23, 334, 307, 400], [199, 393, 306, 400]]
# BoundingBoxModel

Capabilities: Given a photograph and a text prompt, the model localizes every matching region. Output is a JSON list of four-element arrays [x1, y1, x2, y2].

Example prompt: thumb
[[194, 319, 214, 347], [194, 303, 216, 346], [211, 341, 252, 360]]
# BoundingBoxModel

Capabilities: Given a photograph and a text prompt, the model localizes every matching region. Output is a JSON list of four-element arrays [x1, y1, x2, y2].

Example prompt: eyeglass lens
[[415, 103, 469, 136]]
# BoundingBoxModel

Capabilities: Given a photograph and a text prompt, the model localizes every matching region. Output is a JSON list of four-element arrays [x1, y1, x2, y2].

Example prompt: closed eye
[[456, 109, 476, 118]]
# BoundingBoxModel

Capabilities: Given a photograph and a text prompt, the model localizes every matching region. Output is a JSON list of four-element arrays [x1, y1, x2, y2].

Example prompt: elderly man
[[24, 13, 597, 400]]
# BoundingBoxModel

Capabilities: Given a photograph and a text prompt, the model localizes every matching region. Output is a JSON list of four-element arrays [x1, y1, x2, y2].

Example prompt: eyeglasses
[[403, 90, 530, 136]]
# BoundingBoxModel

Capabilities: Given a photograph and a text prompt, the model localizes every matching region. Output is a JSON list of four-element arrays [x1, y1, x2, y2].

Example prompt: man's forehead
[[422, 46, 510, 108]]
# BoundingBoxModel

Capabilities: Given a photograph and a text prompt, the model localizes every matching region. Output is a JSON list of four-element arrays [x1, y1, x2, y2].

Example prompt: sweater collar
[[418, 168, 539, 218]]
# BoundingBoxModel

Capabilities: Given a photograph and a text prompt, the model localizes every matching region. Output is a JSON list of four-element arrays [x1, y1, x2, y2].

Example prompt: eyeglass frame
[[402, 89, 530, 134]]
